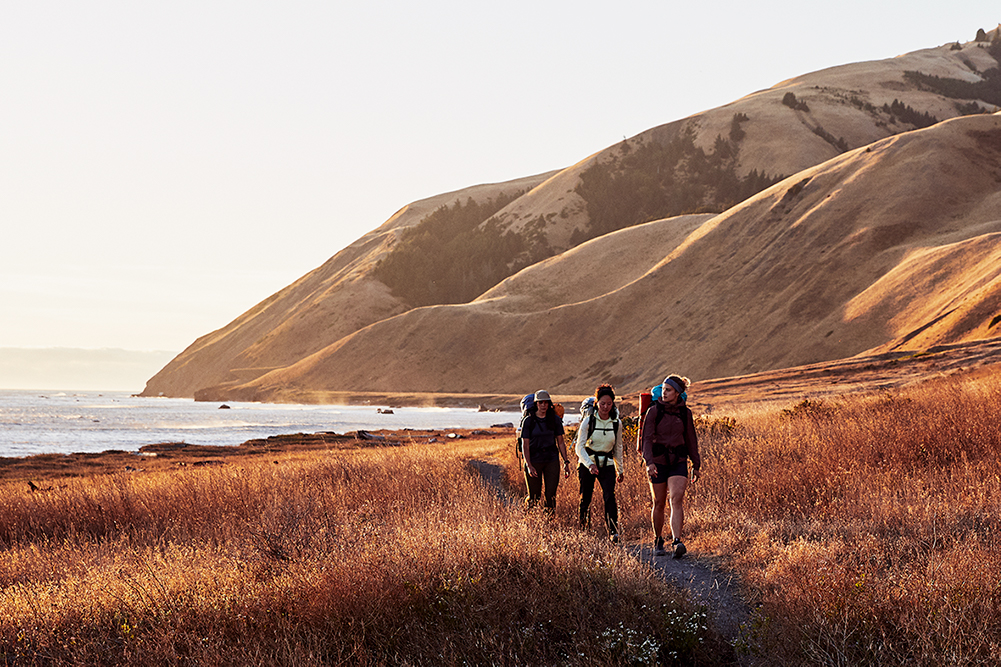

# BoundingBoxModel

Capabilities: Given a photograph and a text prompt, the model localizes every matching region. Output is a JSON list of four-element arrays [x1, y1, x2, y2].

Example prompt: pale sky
[[3, 1, 998, 358]]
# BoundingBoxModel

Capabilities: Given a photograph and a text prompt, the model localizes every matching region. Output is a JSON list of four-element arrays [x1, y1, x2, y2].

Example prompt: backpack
[[579, 397, 620, 468], [649, 401, 691, 464], [578, 396, 619, 441], [515, 393, 537, 459], [516, 393, 566, 458]]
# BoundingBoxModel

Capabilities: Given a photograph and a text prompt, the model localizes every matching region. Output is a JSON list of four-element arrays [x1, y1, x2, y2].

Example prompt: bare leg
[[668, 475, 689, 541], [649, 481, 668, 539]]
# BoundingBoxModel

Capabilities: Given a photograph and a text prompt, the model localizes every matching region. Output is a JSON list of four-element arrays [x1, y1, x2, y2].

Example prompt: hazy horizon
[[0, 347, 177, 392]]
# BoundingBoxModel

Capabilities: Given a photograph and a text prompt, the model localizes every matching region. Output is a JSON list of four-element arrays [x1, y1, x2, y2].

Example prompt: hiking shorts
[[650, 459, 688, 484]]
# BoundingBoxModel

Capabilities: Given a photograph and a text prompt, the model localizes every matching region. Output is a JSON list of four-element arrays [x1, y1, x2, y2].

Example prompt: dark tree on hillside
[[373, 190, 535, 307], [574, 117, 783, 244], [903, 39, 1001, 107], [882, 99, 939, 128]]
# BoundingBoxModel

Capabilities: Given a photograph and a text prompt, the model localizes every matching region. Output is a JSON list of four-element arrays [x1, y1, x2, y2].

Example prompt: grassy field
[[0, 433, 714, 665], [2, 364, 1000, 665], [628, 365, 999, 665]]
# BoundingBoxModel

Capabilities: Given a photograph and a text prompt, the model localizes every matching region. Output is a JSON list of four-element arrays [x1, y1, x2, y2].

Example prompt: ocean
[[0, 390, 521, 458]]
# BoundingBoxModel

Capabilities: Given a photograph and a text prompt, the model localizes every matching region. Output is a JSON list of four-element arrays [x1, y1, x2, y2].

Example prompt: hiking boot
[[654, 537, 667, 556], [672, 539, 687, 559]]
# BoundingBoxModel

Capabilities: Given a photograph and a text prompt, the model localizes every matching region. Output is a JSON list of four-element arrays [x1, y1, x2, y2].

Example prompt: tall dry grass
[[595, 368, 1001, 665], [0, 438, 713, 665]]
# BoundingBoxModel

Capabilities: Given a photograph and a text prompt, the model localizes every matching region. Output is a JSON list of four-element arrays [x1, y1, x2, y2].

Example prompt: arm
[[575, 420, 595, 469], [685, 409, 701, 480], [613, 420, 624, 479], [522, 437, 537, 476], [556, 434, 571, 478], [635, 414, 644, 455], [522, 418, 537, 477]]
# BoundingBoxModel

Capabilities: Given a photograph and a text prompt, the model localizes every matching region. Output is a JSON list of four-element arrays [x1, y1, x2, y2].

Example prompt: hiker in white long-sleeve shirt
[[575, 384, 623, 542]]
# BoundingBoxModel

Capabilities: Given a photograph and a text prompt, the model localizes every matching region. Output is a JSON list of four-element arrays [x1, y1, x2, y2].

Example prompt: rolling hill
[[143, 30, 1001, 401]]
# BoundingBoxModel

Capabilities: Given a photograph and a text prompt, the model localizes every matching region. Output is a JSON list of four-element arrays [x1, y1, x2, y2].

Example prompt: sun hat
[[534, 389, 552, 403]]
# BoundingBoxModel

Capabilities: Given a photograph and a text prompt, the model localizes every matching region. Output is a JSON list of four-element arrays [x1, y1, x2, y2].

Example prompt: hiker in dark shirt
[[521, 389, 571, 516], [640, 375, 701, 558]]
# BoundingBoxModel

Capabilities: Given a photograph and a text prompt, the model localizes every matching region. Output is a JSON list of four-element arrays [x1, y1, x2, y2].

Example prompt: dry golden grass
[[0, 435, 714, 665], [595, 366, 1001, 665], [9, 363, 1001, 664]]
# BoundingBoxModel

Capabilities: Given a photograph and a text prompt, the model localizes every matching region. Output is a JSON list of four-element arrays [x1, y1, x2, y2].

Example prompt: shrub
[[883, 98, 939, 128], [782, 92, 810, 112]]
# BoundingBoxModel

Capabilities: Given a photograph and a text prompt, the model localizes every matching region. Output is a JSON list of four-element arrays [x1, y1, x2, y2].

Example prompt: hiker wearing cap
[[521, 389, 571, 516], [641, 375, 701, 558], [575, 384, 624, 542]]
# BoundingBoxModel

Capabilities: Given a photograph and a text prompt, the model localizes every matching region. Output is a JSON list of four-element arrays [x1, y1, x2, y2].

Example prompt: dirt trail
[[466, 458, 754, 652], [624, 542, 752, 645]]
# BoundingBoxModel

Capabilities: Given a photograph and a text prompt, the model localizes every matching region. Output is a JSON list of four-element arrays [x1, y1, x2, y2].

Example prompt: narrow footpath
[[625, 541, 752, 647], [466, 458, 755, 656]]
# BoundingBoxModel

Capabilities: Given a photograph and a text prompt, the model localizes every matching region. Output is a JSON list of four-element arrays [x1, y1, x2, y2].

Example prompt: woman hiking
[[641, 375, 701, 558], [575, 384, 624, 542], [521, 390, 571, 517]]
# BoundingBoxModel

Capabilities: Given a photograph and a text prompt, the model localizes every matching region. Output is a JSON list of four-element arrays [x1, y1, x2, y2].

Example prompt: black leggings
[[578, 463, 619, 535], [524, 458, 561, 516]]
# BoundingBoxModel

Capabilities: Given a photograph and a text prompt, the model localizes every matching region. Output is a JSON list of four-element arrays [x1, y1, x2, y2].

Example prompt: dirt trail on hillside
[[465, 458, 755, 657]]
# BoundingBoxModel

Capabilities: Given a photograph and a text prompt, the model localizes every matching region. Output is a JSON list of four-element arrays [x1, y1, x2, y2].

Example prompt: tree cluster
[[882, 99, 939, 128], [373, 190, 534, 307], [573, 117, 783, 244], [782, 92, 810, 112], [903, 37, 1001, 107]]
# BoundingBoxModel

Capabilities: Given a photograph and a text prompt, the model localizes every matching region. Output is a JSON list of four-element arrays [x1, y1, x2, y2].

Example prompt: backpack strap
[[585, 446, 614, 468], [584, 411, 620, 468], [651, 403, 690, 462], [587, 413, 619, 440]]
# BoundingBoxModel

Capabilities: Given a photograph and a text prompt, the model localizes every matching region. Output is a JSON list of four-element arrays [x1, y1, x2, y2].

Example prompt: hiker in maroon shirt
[[640, 375, 701, 558]]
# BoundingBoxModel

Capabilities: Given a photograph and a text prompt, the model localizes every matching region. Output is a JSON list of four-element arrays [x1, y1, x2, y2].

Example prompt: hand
[[589, 464, 599, 476], [647, 463, 657, 479], [691, 468, 701, 483], [617, 472, 624, 483], [527, 464, 538, 478], [563, 460, 571, 478]]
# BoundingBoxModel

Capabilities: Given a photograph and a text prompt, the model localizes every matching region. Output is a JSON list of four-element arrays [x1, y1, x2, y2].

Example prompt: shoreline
[[0, 427, 514, 485], [9, 337, 1000, 485], [193, 390, 558, 411]]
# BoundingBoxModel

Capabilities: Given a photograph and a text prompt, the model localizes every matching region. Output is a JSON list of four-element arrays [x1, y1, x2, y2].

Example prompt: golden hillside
[[141, 172, 555, 397], [212, 113, 1001, 400], [144, 32, 1001, 400]]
